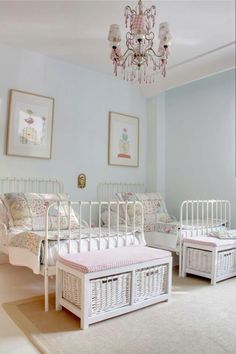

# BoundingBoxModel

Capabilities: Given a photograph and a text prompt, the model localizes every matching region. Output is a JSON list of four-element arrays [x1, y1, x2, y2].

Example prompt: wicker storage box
[[62, 271, 131, 316], [217, 248, 236, 276], [62, 271, 81, 307], [62, 264, 168, 316], [89, 273, 131, 315], [186, 248, 212, 274], [186, 247, 236, 276], [56, 248, 172, 329], [135, 264, 168, 302]]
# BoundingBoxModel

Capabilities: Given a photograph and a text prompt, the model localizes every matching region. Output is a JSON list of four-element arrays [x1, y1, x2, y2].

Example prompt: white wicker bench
[[182, 236, 236, 284], [56, 246, 172, 329]]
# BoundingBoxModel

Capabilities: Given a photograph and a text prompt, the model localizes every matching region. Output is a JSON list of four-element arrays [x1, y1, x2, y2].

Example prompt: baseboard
[[0, 253, 9, 264]]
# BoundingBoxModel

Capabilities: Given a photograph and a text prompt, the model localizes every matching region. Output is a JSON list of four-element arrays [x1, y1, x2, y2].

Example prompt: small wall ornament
[[78, 174, 86, 189]]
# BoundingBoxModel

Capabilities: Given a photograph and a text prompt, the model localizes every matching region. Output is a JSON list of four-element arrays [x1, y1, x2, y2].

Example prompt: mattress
[[145, 224, 228, 252], [155, 219, 227, 235], [8, 227, 145, 274]]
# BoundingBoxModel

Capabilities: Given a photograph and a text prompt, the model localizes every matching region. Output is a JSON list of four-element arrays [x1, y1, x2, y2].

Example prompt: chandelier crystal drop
[[108, 0, 172, 84]]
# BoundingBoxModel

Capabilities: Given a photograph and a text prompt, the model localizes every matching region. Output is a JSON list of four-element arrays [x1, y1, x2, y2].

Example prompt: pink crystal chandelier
[[108, 0, 172, 84]]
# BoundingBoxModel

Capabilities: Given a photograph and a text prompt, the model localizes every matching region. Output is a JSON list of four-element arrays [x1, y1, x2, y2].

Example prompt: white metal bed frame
[[0, 178, 144, 312], [0, 177, 64, 194], [97, 182, 145, 201], [179, 199, 231, 276], [45, 200, 144, 311], [96, 183, 232, 277]]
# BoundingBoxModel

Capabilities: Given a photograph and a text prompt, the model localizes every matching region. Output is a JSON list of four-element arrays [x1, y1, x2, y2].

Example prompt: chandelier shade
[[108, 24, 122, 44], [107, 0, 172, 84]]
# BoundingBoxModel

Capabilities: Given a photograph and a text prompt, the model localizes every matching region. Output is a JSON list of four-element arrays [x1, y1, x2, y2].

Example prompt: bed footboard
[[179, 199, 231, 276], [43, 200, 144, 311]]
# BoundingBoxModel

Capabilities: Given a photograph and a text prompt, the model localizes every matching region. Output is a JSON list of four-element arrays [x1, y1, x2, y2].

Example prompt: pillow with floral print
[[2, 193, 79, 231]]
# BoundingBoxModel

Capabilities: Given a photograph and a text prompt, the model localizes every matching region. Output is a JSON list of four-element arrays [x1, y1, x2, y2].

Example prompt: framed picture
[[108, 112, 139, 167], [6, 89, 54, 159]]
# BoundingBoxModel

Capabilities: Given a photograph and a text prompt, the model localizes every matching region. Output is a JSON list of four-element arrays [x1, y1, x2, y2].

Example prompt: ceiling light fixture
[[108, 0, 172, 84]]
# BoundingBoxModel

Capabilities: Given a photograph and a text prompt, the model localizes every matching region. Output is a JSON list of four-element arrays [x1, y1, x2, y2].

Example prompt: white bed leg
[[56, 264, 62, 311], [80, 275, 89, 329], [44, 270, 49, 312], [182, 244, 186, 277], [179, 244, 183, 277], [167, 257, 172, 301], [211, 249, 217, 285]]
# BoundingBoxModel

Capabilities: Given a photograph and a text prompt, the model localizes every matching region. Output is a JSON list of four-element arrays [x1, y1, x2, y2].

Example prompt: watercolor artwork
[[6, 90, 54, 159], [108, 112, 139, 167]]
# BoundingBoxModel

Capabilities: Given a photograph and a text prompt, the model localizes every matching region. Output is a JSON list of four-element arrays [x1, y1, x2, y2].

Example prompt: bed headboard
[[0, 177, 64, 194], [97, 182, 145, 201]]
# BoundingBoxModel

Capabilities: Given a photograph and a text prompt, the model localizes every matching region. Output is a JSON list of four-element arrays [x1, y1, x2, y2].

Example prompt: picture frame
[[108, 111, 139, 167], [6, 89, 54, 159]]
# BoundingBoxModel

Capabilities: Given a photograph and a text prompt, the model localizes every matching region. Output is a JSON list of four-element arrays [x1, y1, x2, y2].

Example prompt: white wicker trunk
[[56, 257, 172, 329], [183, 241, 236, 284]]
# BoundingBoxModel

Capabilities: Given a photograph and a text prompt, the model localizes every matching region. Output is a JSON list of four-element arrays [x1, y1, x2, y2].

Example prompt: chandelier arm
[[147, 48, 163, 58], [145, 31, 155, 41], [144, 5, 156, 29], [125, 5, 137, 16], [124, 5, 137, 27], [117, 50, 134, 67], [144, 6, 156, 18], [120, 47, 135, 61], [146, 52, 158, 68], [125, 40, 136, 53]]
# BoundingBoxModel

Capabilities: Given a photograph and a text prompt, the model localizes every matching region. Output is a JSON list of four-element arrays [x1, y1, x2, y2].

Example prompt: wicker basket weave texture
[[217, 249, 236, 276], [62, 272, 81, 308], [186, 247, 236, 276], [62, 263, 169, 317], [187, 248, 212, 274], [135, 265, 168, 302], [89, 273, 131, 315]]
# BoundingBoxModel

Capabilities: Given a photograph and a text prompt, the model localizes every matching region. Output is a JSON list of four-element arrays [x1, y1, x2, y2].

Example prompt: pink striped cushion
[[184, 236, 236, 247], [58, 246, 171, 273]]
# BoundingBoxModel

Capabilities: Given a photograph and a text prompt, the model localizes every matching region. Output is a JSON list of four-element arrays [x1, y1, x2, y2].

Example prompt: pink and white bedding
[[7, 227, 145, 273], [0, 192, 145, 274], [104, 192, 228, 252], [146, 225, 228, 253]]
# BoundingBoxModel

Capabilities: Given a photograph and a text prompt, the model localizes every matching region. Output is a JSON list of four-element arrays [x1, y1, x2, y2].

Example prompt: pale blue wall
[[0, 44, 147, 200], [165, 69, 236, 225]]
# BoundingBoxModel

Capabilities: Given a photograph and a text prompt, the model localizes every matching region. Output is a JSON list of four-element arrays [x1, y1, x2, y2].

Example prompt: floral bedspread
[[155, 221, 180, 234], [9, 227, 143, 257]]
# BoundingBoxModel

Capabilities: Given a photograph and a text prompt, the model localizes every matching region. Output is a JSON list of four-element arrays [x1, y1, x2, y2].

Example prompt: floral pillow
[[135, 193, 167, 214], [101, 199, 128, 226], [0, 197, 9, 228], [116, 192, 143, 226], [2, 193, 79, 231]]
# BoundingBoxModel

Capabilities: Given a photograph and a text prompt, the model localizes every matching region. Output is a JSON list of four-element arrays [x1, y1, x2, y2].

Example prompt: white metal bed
[[97, 182, 145, 201], [0, 177, 64, 194], [0, 178, 144, 311], [97, 182, 231, 276], [179, 199, 231, 276]]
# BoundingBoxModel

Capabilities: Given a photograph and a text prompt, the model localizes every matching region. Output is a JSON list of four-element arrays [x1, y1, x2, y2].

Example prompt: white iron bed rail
[[97, 182, 145, 201], [42, 200, 144, 311], [179, 199, 231, 276], [0, 177, 64, 194]]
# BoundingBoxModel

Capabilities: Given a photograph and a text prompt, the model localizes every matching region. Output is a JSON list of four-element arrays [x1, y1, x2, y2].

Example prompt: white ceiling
[[0, 0, 235, 96]]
